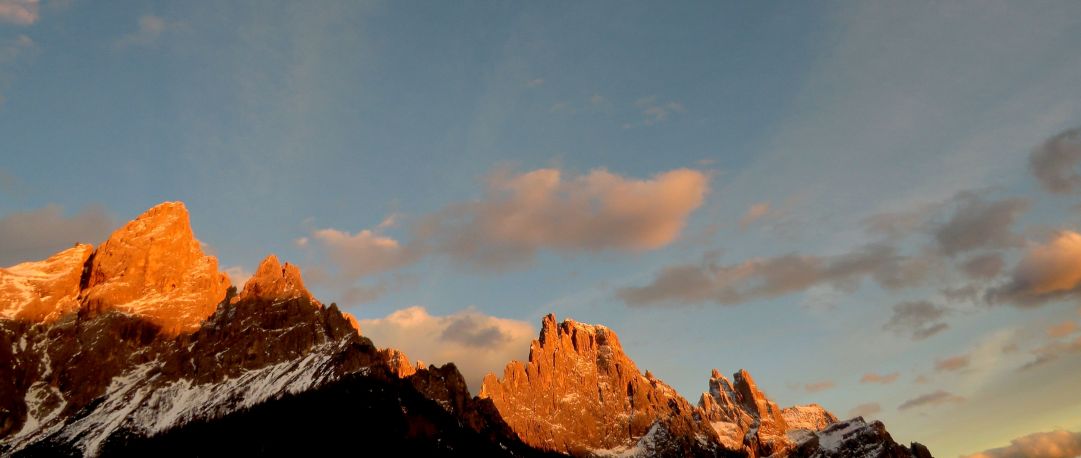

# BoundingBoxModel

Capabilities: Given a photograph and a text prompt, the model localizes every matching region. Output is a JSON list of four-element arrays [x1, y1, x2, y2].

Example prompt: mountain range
[[0, 202, 933, 457]]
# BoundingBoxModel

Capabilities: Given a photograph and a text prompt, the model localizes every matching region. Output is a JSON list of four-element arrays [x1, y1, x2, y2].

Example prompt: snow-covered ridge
[[8, 340, 353, 455]]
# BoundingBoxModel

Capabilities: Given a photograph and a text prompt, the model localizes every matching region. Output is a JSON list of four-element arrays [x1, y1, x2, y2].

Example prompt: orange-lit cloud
[[992, 230, 1081, 306], [305, 167, 710, 281], [803, 380, 835, 393], [859, 372, 900, 384], [0, 0, 38, 25], [415, 167, 709, 269], [310, 228, 419, 278], [0, 204, 114, 266], [935, 354, 970, 372], [357, 306, 535, 393], [738, 202, 771, 230], [1047, 321, 1078, 338], [963, 429, 1081, 458]]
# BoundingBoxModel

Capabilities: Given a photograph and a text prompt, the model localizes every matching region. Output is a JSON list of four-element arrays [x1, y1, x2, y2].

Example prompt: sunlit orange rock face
[[479, 314, 711, 455], [238, 255, 314, 304], [237, 254, 363, 332], [380, 348, 418, 378], [0, 244, 93, 322], [699, 369, 793, 455], [81, 201, 231, 334]]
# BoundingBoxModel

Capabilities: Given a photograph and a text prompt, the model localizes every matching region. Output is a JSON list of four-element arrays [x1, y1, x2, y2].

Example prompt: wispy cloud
[[802, 380, 835, 393], [883, 300, 950, 341], [859, 371, 900, 384], [738, 202, 771, 230], [934, 354, 970, 372], [1019, 334, 1081, 371], [0, 0, 38, 25], [618, 243, 930, 307], [114, 14, 181, 49], [897, 390, 964, 411], [622, 95, 684, 128], [0, 34, 34, 104]]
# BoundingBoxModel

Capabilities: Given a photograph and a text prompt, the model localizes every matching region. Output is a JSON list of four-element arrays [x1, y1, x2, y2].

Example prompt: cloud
[[309, 228, 420, 278], [416, 167, 709, 269], [847, 402, 881, 419], [963, 429, 1081, 458], [223, 265, 252, 289], [627, 96, 685, 127], [859, 372, 900, 384], [990, 230, 1081, 307], [305, 167, 708, 276], [863, 201, 945, 240], [0, 34, 32, 63], [0, 204, 114, 266], [357, 306, 535, 393], [114, 15, 179, 49], [882, 300, 950, 341], [1029, 126, 1081, 194], [802, 380, 836, 393], [619, 243, 931, 307], [525, 78, 544, 88], [897, 390, 964, 411], [1047, 321, 1078, 338], [738, 202, 771, 230], [961, 253, 1005, 280], [934, 354, 970, 372], [0, 0, 38, 25], [0, 34, 34, 104], [1019, 334, 1081, 371], [933, 194, 1028, 256]]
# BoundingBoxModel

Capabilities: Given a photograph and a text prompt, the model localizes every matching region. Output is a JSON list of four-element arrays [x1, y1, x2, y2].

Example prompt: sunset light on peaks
[[3, 1, 1081, 457]]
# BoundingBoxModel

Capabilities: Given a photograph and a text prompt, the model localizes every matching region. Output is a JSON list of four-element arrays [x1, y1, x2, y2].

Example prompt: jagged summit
[[479, 313, 718, 456], [699, 368, 792, 455], [238, 254, 314, 304], [81, 201, 231, 334]]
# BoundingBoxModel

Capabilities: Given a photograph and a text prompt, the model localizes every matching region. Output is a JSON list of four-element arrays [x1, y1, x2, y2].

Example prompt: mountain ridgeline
[[0, 202, 933, 457]]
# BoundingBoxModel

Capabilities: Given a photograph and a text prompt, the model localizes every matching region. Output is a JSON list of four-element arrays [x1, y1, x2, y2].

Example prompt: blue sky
[[3, 2, 1081, 456]]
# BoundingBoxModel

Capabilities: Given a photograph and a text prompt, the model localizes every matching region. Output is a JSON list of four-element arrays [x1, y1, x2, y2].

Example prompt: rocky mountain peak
[[700, 369, 794, 456], [480, 314, 715, 456], [237, 255, 313, 304], [80, 201, 230, 334], [0, 243, 94, 322]]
